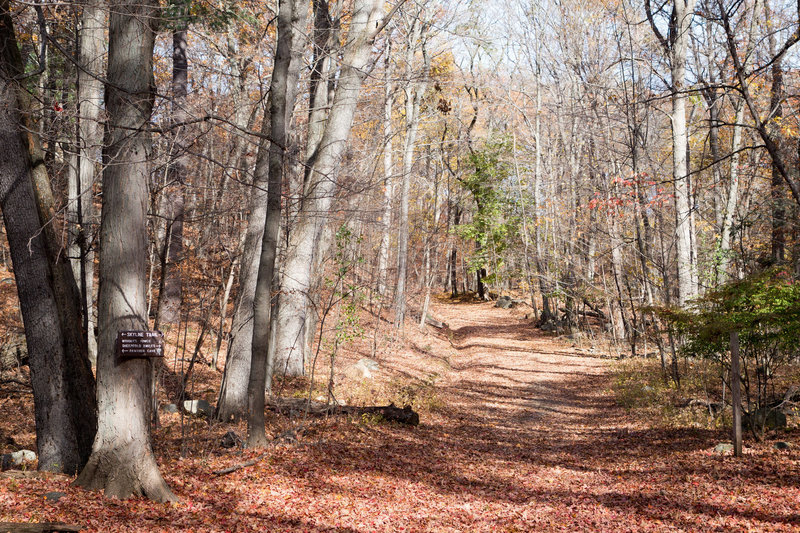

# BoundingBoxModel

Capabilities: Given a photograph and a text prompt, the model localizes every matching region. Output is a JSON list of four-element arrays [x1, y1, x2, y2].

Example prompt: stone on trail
[[345, 358, 380, 380], [743, 407, 787, 431], [161, 403, 179, 413], [220, 431, 243, 449], [44, 492, 66, 502], [1, 450, 36, 470], [714, 443, 734, 453], [774, 441, 790, 450]]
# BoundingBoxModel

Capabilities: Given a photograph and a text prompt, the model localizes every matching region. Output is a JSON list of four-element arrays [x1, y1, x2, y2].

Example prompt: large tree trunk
[[75, 0, 176, 501], [0, 0, 97, 474], [214, 185, 265, 421], [212, 38, 261, 423], [273, 0, 385, 377], [767, 3, 786, 264], [246, 0, 307, 448]]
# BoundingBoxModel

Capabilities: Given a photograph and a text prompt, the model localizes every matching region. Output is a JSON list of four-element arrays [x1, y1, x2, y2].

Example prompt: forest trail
[[417, 300, 800, 532], [3, 300, 800, 532]]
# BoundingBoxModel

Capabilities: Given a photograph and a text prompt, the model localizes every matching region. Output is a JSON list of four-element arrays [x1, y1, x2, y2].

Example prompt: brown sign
[[116, 330, 164, 359]]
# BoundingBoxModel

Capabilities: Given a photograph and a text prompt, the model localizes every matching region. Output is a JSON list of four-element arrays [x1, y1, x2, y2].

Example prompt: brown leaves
[[2, 300, 800, 531]]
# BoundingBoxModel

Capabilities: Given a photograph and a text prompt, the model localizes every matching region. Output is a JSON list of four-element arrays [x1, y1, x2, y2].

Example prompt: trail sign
[[116, 330, 164, 359]]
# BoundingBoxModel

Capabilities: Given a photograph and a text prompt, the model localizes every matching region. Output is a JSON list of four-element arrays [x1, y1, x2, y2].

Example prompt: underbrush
[[612, 357, 728, 429]]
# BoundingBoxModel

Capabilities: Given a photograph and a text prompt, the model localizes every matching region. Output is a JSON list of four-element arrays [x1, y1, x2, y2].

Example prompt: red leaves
[[1, 301, 799, 531]]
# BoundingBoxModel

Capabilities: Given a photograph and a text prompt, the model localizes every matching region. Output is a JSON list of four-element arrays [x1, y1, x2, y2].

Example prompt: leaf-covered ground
[[2, 299, 800, 531]]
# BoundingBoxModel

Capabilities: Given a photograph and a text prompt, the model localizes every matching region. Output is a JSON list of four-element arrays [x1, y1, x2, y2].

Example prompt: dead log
[[268, 399, 419, 426], [339, 404, 419, 426], [0, 524, 82, 533], [424, 314, 448, 329]]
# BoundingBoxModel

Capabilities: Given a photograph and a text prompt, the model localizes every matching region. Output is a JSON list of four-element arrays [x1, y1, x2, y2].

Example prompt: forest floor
[[2, 296, 800, 531]]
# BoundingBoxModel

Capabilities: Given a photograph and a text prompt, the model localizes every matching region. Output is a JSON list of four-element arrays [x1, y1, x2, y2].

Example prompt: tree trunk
[[377, 43, 393, 296], [216, 216, 261, 422], [767, 7, 786, 264], [247, 0, 307, 448], [213, 73, 266, 423], [0, 0, 97, 474], [273, 0, 385, 376], [72, 0, 105, 365], [646, 0, 698, 306], [75, 0, 176, 500], [394, 14, 428, 328], [156, 21, 188, 328]]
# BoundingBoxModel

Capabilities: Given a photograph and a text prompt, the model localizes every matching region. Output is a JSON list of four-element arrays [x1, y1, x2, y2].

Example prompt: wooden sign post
[[116, 331, 164, 359]]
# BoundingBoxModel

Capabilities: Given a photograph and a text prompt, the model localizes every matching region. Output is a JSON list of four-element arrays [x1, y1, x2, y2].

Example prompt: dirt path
[[3, 300, 800, 531], [423, 301, 800, 532]]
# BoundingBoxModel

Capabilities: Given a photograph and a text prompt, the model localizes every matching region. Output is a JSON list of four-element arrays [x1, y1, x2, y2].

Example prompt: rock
[[680, 398, 724, 416], [494, 296, 513, 309], [540, 321, 558, 332], [0, 334, 28, 370], [10, 450, 36, 465], [220, 431, 243, 449], [44, 491, 66, 502], [774, 441, 791, 450], [161, 403, 179, 413], [744, 407, 787, 431], [2, 449, 36, 469], [345, 358, 380, 380], [183, 399, 213, 417], [714, 443, 734, 453]]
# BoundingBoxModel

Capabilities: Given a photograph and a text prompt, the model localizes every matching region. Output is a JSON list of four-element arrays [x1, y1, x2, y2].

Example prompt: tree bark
[[247, 0, 307, 448], [394, 13, 429, 328], [377, 42, 393, 297], [71, 0, 105, 366], [646, 0, 699, 306], [273, 0, 385, 376], [0, 0, 97, 474], [155, 19, 188, 329], [75, 0, 176, 501]]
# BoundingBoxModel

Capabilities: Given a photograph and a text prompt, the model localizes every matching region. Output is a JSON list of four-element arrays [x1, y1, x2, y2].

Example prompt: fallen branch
[[0, 524, 82, 533], [212, 426, 304, 476], [268, 399, 420, 426]]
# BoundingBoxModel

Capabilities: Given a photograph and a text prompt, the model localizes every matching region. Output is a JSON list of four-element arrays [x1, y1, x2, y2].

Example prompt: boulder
[[494, 296, 513, 309], [183, 399, 213, 417], [1, 449, 36, 470], [345, 358, 380, 380], [774, 441, 791, 450], [744, 407, 787, 431], [714, 443, 733, 454], [220, 431, 243, 449], [161, 403, 179, 413], [0, 335, 27, 370]]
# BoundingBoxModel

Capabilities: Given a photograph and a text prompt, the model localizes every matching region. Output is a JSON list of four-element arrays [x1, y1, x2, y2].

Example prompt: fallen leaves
[[2, 301, 800, 531]]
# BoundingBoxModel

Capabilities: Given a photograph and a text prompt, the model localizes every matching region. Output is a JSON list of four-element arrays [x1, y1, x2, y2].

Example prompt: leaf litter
[[2, 299, 799, 531]]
